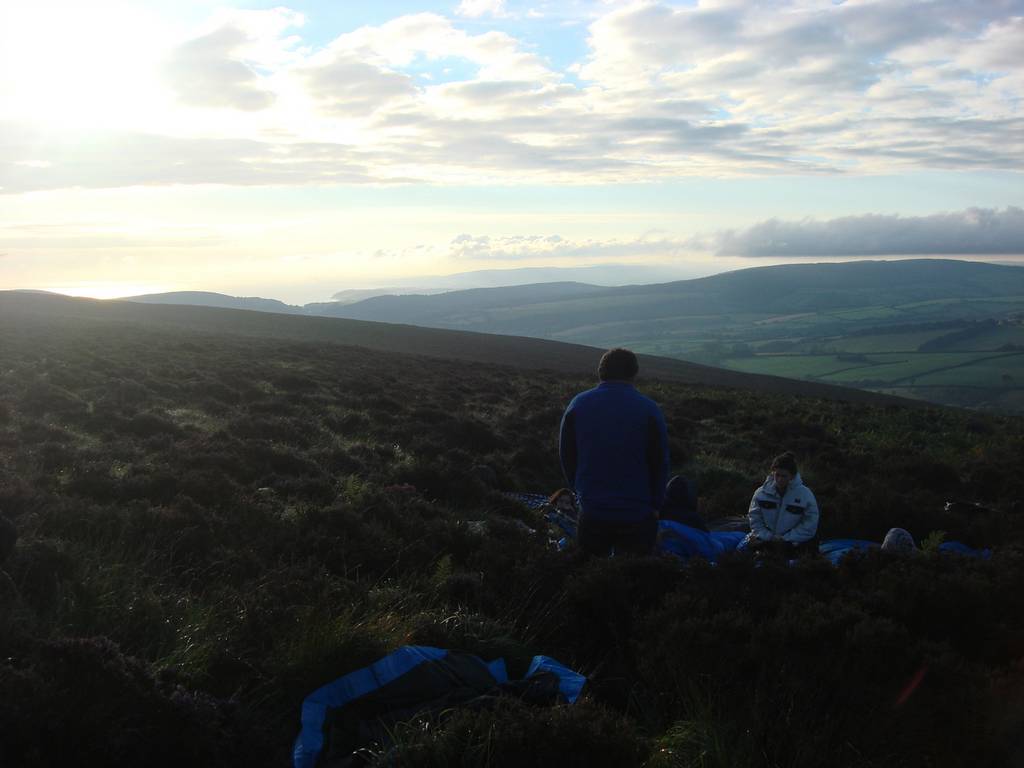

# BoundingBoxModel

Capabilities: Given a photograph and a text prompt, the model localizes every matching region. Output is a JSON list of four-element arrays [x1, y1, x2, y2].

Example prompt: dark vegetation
[[2, 296, 1024, 766]]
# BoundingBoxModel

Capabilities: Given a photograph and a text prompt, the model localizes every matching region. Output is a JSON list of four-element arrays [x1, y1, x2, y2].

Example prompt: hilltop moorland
[[1, 292, 1023, 767], [124, 260, 1024, 412]]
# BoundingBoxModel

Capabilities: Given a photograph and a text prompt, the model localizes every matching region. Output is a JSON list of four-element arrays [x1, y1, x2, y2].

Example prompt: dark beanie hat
[[665, 475, 698, 512]]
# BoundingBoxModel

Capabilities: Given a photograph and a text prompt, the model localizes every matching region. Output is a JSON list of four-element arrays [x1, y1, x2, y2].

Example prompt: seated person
[[542, 488, 579, 545], [545, 488, 578, 520], [745, 451, 819, 556], [881, 527, 917, 553], [659, 475, 708, 532]]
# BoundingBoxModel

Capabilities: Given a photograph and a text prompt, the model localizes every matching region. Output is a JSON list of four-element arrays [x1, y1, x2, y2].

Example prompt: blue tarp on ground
[[818, 538, 992, 564], [545, 509, 578, 545], [939, 540, 992, 558], [515, 491, 993, 563], [506, 492, 551, 510], [658, 521, 746, 561], [294, 645, 586, 768], [819, 538, 879, 565]]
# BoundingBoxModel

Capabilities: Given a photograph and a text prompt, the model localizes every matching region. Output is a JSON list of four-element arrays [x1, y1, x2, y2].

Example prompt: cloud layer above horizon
[[710, 206, 1024, 257], [2, 0, 1023, 193], [354, 206, 1024, 265]]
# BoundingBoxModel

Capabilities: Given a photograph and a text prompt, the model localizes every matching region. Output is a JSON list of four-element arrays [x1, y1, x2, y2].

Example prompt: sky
[[1, 0, 1023, 303]]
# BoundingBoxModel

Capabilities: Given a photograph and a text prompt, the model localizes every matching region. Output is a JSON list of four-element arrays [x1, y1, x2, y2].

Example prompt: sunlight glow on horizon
[[41, 282, 183, 301]]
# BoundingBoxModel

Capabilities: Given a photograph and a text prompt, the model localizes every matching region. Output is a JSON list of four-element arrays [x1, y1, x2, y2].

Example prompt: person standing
[[559, 348, 670, 556], [745, 451, 820, 556]]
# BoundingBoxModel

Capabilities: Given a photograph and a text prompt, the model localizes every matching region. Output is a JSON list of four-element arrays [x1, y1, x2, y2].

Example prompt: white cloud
[[575, 0, 1024, 172], [301, 54, 417, 116], [164, 26, 276, 111], [321, 13, 552, 81], [339, 232, 700, 270], [710, 207, 1024, 257], [455, 0, 508, 19], [0, 121, 395, 193], [162, 8, 305, 111], [5, 2, 1024, 191], [447, 232, 692, 261]]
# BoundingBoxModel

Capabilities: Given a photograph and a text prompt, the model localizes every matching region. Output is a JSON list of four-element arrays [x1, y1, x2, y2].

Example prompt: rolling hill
[[122, 290, 302, 314], [1, 290, 910, 406], [117, 260, 1024, 410], [312, 259, 1024, 333]]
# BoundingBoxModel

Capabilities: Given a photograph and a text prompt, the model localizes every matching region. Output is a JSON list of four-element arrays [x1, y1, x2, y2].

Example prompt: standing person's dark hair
[[598, 348, 639, 382], [560, 348, 669, 557]]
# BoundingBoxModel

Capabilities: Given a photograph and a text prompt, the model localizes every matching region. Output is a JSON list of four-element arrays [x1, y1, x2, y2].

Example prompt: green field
[[823, 329, 955, 353], [820, 352, 995, 383], [492, 290, 1024, 413], [722, 354, 865, 379], [934, 324, 1024, 351], [716, 342, 1024, 409], [823, 306, 905, 321], [910, 353, 1024, 386], [898, 295, 1024, 310]]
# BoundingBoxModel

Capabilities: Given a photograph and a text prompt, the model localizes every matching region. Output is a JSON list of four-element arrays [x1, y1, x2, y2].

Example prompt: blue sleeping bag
[[293, 645, 586, 768], [938, 541, 992, 558], [658, 521, 746, 562], [819, 538, 991, 565], [819, 539, 878, 565]]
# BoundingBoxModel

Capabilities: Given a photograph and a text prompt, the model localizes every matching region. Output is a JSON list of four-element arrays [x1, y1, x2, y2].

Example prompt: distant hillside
[[302, 260, 1024, 411], [307, 281, 606, 324], [89, 260, 1024, 410], [329, 287, 448, 304], [122, 291, 301, 314], [118, 262, 1024, 335], [316, 260, 1024, 334], [118, 261, 1024, 340], [0, 290, 908, 406], [352, 263, 699, 290]]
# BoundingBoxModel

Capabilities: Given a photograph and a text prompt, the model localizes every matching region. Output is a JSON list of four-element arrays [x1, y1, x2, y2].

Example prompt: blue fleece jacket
[[559, 381, 670, 522]]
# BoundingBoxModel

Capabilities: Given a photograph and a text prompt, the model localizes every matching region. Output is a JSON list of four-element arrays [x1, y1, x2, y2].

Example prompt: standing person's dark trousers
[[559, 349, 670, 559], [578, 513, 659, 557]]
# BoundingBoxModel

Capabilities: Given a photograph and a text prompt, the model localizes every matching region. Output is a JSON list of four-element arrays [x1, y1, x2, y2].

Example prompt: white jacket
[[748, 473, 819, 543]]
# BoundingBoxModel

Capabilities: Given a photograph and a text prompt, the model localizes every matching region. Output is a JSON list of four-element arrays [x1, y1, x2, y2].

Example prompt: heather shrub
[[0, 637, 258, 768], [436, 416, 503, 453], [7, 538, 76, 607], [19, 381, 87, 418], [121, 411, 183, 438], [178, 468, 242, 507], [539, 557, 684, 672], [18, 420, 70, 444], [230, 415, 311, 446], [37, 440, 77, 472], [3, 306, 1024, 768], [0, 516, 17, 564], [377, 699, 643, 768], [0, 474, 35, 516]]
